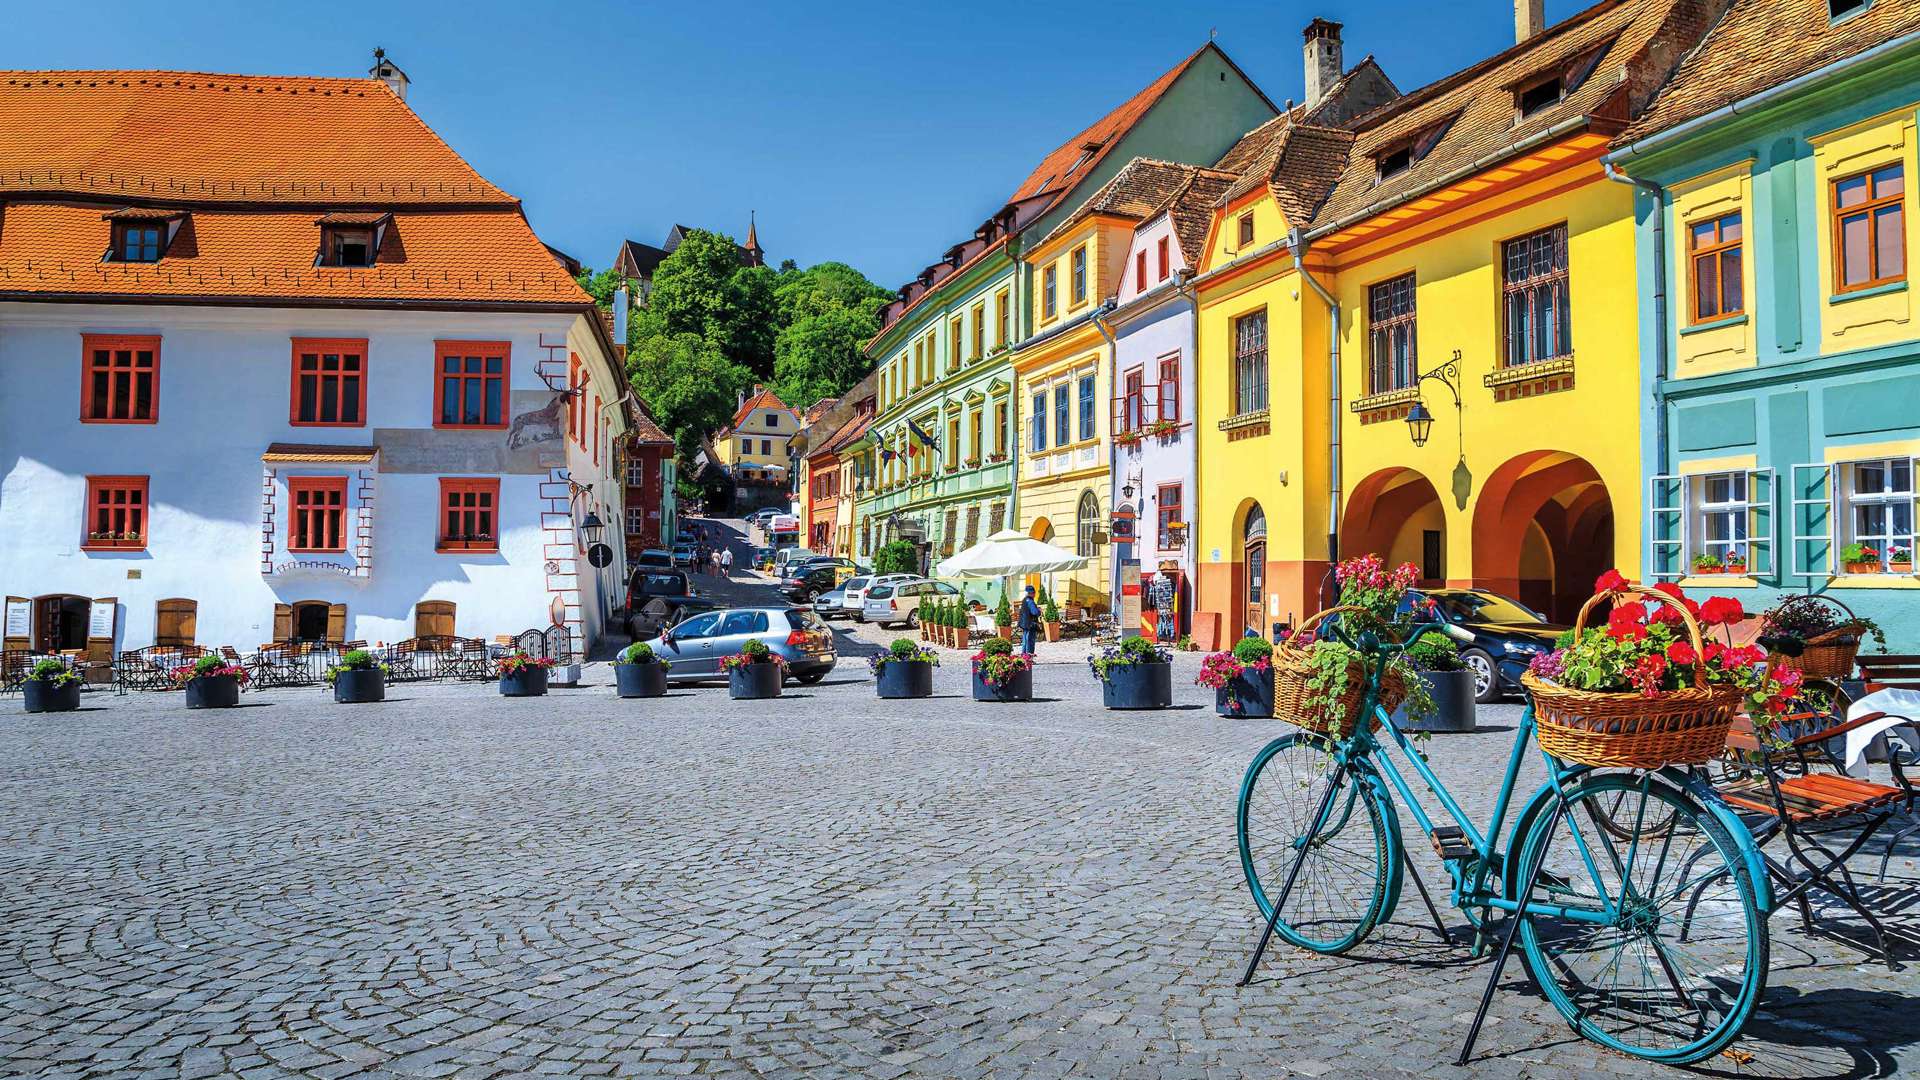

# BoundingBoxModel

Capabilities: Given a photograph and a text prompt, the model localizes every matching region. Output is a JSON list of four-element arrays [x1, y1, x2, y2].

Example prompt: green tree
[[626, 330, 750, 462], [873, 540, 919, 576], [773, 305, 880, 410]]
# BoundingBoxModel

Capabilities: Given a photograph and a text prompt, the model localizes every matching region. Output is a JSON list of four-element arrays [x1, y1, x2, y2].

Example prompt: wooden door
[[272, 603, 294, 643], [84, 597, 117, 683], [415, 601, 455, 638], [1244, 540, 1266, 640], [325, 603, 347, 644], [155, 598, 197, 646]]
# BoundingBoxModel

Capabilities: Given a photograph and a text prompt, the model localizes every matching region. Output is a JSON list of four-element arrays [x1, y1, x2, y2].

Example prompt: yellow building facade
[[712, 386, 798, 484]]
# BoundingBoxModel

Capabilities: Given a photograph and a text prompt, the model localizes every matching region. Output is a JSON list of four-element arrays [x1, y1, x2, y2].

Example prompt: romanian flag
[[907, 418, 940, 454]]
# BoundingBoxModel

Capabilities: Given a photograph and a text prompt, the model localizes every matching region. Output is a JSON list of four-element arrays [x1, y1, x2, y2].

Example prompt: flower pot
[[332, 669, 385, 704], [1724, 565, 1747, 577], [874, 661, 934, 699], [971, 664, 1033, 702], [184, 674, 241, 709], [615, 663, 668, 699], [1391, 669, 1478, 733], [728, 662, 783, 700], [1694, 565, 1721, 575], [1044, 621, 1062, 643], [498, 668, 549, 697], [22, 680, 81, 713], [998, 625, 1015, 641], [1214, 668, 1274, 718], [1099, 662, 1173, 710], [1893, 561, 1914, 575], [1845, 561, 1881, 575]]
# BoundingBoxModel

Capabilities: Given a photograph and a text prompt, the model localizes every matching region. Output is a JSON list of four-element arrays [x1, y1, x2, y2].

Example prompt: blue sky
[[4, 0, 1591, 288]]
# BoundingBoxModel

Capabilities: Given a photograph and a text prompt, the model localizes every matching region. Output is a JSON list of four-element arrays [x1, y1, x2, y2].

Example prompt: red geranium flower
[[1595, 569, 1630, 594], [1698, 596, 1746, 627], [1666, 641, 1696, 666]]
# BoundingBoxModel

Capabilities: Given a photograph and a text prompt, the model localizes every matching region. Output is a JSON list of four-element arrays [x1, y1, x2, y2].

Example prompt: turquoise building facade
[[1613, 19, 1920, 647]]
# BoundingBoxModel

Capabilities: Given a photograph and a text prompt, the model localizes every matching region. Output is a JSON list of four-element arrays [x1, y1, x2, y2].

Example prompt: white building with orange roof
[[0, 59, 631, 662]]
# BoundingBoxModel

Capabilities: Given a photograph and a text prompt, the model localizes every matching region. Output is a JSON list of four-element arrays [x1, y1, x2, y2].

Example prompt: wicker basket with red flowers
[[1519, 571, 1804, 769]]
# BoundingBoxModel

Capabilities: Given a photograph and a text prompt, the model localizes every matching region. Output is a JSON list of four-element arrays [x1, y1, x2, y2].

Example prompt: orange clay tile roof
[[723, 386, 797, 432], [1164, 169, 1239, 265], [0, 69, 593, 309], [1309, 0, 1721, 229], [1617, 0, 1920, 144], [0, 202, 588, 305], [1039, 158, 1218, 248], [0, 70, 511, 204], [628, 401, 673, 446]]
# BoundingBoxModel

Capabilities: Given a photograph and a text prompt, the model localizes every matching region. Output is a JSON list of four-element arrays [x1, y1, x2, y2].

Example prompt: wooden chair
[[1859, 653, 1920, 691], [1708, 711, 1913, 966], [0, 650, 30, 693]]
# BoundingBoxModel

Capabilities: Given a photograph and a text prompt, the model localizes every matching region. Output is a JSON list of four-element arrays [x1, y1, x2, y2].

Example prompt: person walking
[[719, 547, 734, 577], [1018, 585, 1042, 656]]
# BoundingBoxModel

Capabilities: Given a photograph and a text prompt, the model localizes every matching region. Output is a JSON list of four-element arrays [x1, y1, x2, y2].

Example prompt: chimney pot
[[1302, 18, 1344, 110], [1515, 0, 1545, 42]]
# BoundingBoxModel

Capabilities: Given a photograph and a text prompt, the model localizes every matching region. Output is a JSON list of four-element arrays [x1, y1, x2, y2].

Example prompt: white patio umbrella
[[936, 529, 1087, 579]]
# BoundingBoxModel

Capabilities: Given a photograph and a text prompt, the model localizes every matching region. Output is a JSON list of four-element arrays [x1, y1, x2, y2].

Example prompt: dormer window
[[1517, 75, 1562, 118], [1830, 0, 1870, 19], [1377, 145, 1413, 182], [1066, 140, 1103, 176], [1373, 114, 1457, 186], [315, 212, 392, 268], [102, 208, 182, 262]]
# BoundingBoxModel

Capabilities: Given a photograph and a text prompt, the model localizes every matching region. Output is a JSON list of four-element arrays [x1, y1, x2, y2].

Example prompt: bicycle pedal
[[1428, 826, 1474, 862]]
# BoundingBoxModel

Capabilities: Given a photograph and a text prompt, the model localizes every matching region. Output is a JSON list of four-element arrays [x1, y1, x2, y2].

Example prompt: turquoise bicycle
[[1235, 605, 1771, 1066]]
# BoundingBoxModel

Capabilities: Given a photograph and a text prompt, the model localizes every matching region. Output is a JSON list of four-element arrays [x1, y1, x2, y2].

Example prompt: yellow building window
[[1833, 164, 1906, 294], [995, 289, 1010, 347], [1043, 266, 1058, 320], [949, 319, 962, 372], [1688, 212, 1743, 323], [971, 303, 985, 361], [1071, 245, 1088, 306]]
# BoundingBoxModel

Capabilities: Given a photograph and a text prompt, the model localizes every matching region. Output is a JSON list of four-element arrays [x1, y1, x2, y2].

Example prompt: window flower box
[[1890, 546, 1913, 574], [436, 534, 496, 554], [82, 530, 145, 551], [1841, 543, 1882, 575]]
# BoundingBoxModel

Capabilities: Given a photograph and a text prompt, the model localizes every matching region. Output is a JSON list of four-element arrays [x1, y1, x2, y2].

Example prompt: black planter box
[[184, 675, 241, 709], [874, 661, 934, 699], [22, 680, 81, 713], [971, 664, 1033, 702], [498, 668, 549, 697], [728, 663, 783, 700], [332, 669, 386, 704], [1099, 662, 1173, 710], [1391, 669, 1477, 733], [1215, 668, 1274, 718], [615, 662, 669, 698]]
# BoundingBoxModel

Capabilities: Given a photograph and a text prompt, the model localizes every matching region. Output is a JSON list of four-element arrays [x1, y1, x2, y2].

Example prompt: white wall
[[0, 302, 624, 654]]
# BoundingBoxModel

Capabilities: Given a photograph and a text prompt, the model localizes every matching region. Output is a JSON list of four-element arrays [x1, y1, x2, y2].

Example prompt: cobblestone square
[[1, 620, 1914, 1077]]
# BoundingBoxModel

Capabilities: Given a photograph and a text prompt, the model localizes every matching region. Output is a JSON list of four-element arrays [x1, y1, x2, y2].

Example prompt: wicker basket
[[1524, 585, 1740, 769], [1764, 595, 1864, 681], [1273, 606, 1409, 739]]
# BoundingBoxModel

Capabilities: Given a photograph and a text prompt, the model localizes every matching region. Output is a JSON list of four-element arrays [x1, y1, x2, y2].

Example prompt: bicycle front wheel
[[1514, 773, 1767, 1064], [1236, 732, 1397, 954]]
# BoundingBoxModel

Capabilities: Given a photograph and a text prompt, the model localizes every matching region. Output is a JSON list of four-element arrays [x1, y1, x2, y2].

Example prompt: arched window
[[1076, 490, 1101, 557], [1243, 503, 1268, 637]]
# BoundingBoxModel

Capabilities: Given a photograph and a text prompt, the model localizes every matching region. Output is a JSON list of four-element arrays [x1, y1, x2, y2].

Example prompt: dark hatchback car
[[1404, 588, 1569, 703], [780, 557, 867, 601]]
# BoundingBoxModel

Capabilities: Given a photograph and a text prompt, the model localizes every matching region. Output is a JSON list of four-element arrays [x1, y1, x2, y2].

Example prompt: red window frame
[[433, 340, 511, 429], [1158, 355, 1181, 423], [287, 476, 349, 553], [289, 337, 368, 427], [437, 477, 500, 553], [82, 475, 149, 551], [567, 354, 581, 443], [1135, 251, 1148, 292], [80, 334, 160, 424], [1120, 369, 1144, 434], [592, 394, 603, 466], [1157, 483, 1183, 550], [1157, 236, 1170, 280]]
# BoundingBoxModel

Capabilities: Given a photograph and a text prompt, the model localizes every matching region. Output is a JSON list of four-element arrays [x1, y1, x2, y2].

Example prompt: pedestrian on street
[[710, 550, 723, 577], [1018, 585, 1042, 656], [720, 547, 734, 577]]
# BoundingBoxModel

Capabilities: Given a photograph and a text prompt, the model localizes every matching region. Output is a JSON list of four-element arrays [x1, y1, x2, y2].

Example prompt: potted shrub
[[1042, 593, 1062, 643], [325, 648, 388, 704], [496, 651, 556, 697], [21, 658, 83, 713], [994, 594, 1015, 641], [870, 637, 938, 698], [970, 636, 1034, 702], [1891, 545, 1913, 574], [918, 596, 932, 642], [1088, 636, 1174, 709], [1393, 633, 1476, 733], [1197, 636, 1274, 718], [1691, 552, 1723, 575], [173, 654, 247, 708], [722, 639, 784, 699], [1723, 549, 1749, 576], [1841, 542, 1882, 575], [950, 602, 969, 647], [1272, 556, 1435, 737], [613, 641, 670, 698]]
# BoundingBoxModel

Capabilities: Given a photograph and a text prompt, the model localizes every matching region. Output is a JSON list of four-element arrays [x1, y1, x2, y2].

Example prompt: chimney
[[1516, 0, 1545, 42], [369, 47, 410, 102], [1303, 18, 1343, 110]]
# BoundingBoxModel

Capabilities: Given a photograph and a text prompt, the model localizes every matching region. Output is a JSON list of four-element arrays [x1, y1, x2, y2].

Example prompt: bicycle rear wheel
[[1237, 732, 1397, 954], [1514, 773, 1766, 1064]]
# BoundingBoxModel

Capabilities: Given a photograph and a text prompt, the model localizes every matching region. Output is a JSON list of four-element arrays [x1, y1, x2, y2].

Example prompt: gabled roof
[[1311, 0, 1723, 229], [802, 397, 840, 425], [816, 408, 874, 456], [725, 385, 796, 431], [1164, 169, 1239, 264], [616, 239, 672, 276], [1039, 158, 1218, 248], [0, 70, 512, 204], [1219, 121, 1358, 225], [629, 399, 673, 446], [1617, 0, 1920, 144]]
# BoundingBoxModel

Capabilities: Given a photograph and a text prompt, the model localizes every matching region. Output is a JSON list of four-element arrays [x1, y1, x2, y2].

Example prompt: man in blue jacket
[[1018, 585, 1042, 656]]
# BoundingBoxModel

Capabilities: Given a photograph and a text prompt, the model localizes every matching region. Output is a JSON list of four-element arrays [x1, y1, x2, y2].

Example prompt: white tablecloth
[[1842, 687, 1920, 775]]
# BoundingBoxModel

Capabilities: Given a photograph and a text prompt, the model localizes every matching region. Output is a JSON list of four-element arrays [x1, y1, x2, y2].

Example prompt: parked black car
[[623, 569, 720, 640], [1404, 588, 1568, 703], [780, 557, 867, 601]]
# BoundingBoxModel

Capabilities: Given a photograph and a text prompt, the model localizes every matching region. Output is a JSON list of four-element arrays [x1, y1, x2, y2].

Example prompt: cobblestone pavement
[[2, 532, 1915, 1077]]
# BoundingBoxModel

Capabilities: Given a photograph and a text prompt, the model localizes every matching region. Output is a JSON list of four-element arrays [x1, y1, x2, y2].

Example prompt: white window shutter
[[1790, 462, 1835, 579], [1648, 474, 1686, 580], [1746, 467, 1775, 579]]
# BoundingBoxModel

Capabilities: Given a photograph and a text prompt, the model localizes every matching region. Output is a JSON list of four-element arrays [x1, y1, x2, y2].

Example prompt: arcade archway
[[1343, 468, 1446, 585], [1472, 451, 1615, 622]]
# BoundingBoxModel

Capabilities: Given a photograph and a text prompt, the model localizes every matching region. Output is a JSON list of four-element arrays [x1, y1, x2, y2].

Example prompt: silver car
[[637, 606, 836, 684], [861, 578, 961, 628], [813, 576, 866, 620]]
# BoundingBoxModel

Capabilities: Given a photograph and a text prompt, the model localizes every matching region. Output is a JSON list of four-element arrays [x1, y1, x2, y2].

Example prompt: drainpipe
[[1006, 237, 1024, 532], [1174, 268, 1200, 582], [1603, 162, 1670, 491], [1288, 227, 1341, 607], [1092, 299, 1120, 607]]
